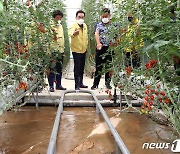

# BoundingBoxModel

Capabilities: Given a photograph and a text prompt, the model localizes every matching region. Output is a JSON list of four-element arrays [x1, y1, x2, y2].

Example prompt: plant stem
[[0, 58, 25, 68]]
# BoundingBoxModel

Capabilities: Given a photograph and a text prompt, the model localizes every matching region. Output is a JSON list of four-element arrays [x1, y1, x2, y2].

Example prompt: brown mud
[[0, 107, 178, 154]]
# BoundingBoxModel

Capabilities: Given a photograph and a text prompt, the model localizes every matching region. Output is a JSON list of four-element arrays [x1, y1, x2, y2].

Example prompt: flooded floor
[[0, 106, 178, 154], [0, 107, 57, 154]]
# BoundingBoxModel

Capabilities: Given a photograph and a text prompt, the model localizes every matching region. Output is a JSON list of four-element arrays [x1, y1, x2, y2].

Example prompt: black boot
[[56, 74, 66, 90], [91, 85, 98, 90], [56, 86, 66, 90], [80, 75, 88, 88]]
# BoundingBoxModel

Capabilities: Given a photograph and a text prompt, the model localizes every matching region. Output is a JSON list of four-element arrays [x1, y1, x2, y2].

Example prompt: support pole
[[113, 87, 117, 104], [119, 90, 122, 111], [35, 82, 39, 109]]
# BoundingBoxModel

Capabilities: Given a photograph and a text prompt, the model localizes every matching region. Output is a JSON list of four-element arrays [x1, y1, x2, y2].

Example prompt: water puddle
[[0, 106, 178, 154], [0, 106, 57, 154]]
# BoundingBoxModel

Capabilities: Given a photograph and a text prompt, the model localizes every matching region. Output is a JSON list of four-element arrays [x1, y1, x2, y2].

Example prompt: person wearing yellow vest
[[124, 15, 143, 68], [69, 10, 88, 90], [48, 10, 66, 92]]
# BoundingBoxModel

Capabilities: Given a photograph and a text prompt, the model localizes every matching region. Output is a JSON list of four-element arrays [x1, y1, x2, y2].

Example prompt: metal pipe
[[47, 90, 130, 154], [47, 91, 65, 154], [96, 101, 129, 154], [25, 102, 141, 107], [89, 91, 130, 154]]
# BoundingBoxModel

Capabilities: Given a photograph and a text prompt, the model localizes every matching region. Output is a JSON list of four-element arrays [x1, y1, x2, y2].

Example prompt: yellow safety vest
[[69, 22, 88, 53], [124, 20, 144, 52], [50, 20, 64, 53]]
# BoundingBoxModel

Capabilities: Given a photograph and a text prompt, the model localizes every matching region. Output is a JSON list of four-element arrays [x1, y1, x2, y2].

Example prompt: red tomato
[[149, 101, 153, 106], [160, 91, 166, 96], [145, 89, 149, 94], [164, 97, 171, 104], [144, 96, 149, 101], [3, 72, 7, 77], [150, 95, 154, 100], [151, 89, 155, 93], [158, 98, 162, 103]]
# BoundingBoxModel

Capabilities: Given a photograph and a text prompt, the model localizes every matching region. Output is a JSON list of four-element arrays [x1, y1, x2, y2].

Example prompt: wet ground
[[0, 106, 178, 154]]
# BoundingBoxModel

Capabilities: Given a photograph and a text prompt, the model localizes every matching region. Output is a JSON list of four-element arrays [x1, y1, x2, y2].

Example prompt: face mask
[[102, 18, 109, 24], [58, 20, 61, 24], [77, 19, 84, 25]]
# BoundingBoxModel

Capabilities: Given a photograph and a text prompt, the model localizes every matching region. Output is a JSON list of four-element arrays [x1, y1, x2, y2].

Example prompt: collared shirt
[[68, 22, 88, 53], [95, 21, 118, 46], [50, 20, 64, 53]]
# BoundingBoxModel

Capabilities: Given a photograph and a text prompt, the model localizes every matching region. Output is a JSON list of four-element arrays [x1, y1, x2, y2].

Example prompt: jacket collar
[[75, 22, 85, 28]]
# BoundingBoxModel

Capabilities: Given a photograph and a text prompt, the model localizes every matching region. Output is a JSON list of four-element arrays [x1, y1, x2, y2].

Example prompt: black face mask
[[128, 17, 133, 22]]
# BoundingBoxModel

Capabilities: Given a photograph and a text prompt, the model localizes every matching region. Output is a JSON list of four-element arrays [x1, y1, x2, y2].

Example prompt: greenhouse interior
[[0, 0, 180, 153]]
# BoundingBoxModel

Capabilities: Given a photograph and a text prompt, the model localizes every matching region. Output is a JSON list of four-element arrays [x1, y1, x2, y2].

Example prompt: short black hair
[[76, 10, 85, 17], [101, 8, 110, 15], [52, 10, 63, 18]]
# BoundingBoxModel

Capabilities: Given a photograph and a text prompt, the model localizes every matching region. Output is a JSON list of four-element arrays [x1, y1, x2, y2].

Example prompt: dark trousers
[[48, 53, 64, 89], [93, 46, 112, 86], [125, 52, 140, 68], [174, 63, 180, 76], [72, 52, 86, 88]]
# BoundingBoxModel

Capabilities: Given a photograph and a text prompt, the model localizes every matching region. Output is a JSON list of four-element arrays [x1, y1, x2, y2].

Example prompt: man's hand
[[97, 43, 102, 50], [73, 28, 79, 36], [95, 31, 102, 50]]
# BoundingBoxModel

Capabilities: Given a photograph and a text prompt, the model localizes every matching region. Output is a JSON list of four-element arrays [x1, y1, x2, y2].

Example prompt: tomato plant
[[0, 0, 70, 114], [82, 0, 180, 135]]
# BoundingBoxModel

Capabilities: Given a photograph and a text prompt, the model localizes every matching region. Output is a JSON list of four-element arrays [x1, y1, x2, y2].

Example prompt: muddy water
[[0, 107, 178, 154], [0, 107, 57, 154], [57, 108, 177, 154]]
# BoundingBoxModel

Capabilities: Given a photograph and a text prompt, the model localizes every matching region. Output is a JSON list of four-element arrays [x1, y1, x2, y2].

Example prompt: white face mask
[[102, 18, 109, 24], [77, 19, 84, 25], [58, 20, 61, 24]]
